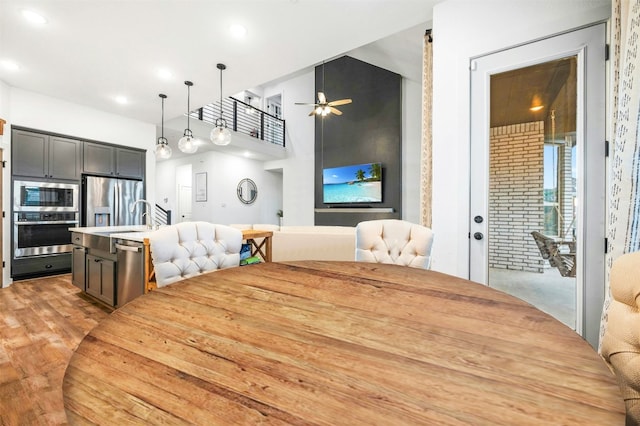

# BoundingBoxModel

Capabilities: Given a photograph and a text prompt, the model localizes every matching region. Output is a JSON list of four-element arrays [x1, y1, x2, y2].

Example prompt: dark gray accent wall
[[314, 56, 402, 226]]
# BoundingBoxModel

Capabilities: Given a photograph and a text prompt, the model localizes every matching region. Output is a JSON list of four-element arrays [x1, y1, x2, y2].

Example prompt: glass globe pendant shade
[[211, 117, 231, 146], [155, 137, 172, 159], [211, 64, 232, 147], [155, 94, 172, 160], [210, 126, 232, 146], [178, 129, 198, 153]]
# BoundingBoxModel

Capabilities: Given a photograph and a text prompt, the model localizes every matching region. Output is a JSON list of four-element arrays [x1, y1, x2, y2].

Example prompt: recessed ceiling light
[[230, 24, 247, 38], [22, 9, 47, 25], [115, 96, 128, 105], [157, 68, 173, 80], [243, 151, 251, 157], [1, 60, 20, 72]]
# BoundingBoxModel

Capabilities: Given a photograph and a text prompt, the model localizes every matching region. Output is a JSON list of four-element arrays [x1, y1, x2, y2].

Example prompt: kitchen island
[[69, 226, 157, 308]]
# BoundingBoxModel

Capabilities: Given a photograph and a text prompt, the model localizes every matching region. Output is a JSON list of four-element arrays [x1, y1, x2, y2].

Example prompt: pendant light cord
[[219, 66, 224, 121], [187, 83, 191, 129], [161, 95, 165, 140]]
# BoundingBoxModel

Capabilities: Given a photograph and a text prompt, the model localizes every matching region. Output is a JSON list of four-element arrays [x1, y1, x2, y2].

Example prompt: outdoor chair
[[530, 231, 576, 277]]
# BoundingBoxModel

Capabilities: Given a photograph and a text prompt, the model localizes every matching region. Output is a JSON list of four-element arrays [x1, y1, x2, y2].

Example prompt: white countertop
[[69, 225, 158, 242], [69, 225, 149, 234], [109, 231, 156, 242]]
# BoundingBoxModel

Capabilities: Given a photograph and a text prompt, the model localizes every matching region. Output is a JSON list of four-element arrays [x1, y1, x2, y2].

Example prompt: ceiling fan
[[295, 91, 352, 116], [296, 61, 352, 116]]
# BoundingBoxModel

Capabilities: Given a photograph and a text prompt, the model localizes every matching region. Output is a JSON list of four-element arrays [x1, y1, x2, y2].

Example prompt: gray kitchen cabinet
[[115, 148, 144, 179], [71, 245, 87, 290], [12, 129, 81, 180], [86, 254, 115, 306], [83, 142, 114, 176], [84, 142, 145, 179]]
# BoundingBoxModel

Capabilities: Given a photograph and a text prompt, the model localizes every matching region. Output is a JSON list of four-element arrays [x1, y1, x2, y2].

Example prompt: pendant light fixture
[[210, 63, 232, 146], [178, 80, 198, 154], [155, 93, 172, 160]]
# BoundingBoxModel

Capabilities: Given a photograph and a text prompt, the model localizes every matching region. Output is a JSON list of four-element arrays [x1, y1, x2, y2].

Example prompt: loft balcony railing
[[155, 204, 171, 226], [191, 97, 285, 148]]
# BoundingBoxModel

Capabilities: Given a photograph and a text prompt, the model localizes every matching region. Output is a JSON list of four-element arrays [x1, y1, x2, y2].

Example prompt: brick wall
[[559, 136, 575, 239], [489, 122, 544, 272]]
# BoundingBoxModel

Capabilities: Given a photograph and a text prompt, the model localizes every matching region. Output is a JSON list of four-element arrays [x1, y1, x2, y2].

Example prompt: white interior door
[[178, 185, 192, 223], [469, 24, 606, 347]]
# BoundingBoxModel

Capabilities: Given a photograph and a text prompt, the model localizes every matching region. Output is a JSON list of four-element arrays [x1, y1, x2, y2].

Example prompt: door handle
[[473, 232, 484, 240], [114, 243, 141, 252]]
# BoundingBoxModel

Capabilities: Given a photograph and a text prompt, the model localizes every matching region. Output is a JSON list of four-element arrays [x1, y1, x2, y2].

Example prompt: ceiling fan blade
[[295, 102, 318, 106], [309, 110, 316, 116], [328, 98, 352, 107], [317, 92, 326, 104], [329, 106, 343, 115]]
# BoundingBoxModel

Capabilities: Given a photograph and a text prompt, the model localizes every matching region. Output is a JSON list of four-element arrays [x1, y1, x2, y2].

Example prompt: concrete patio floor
[[489, 267, 576, 330]]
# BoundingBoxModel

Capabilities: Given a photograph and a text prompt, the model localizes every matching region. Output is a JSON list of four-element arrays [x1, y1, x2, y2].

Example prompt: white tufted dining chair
[[601, 250, 640, 424], [355, 219, 434, 269], [149, 221, 242, 288]]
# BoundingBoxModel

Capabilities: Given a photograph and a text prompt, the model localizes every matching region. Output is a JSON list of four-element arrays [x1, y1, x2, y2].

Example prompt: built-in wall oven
[[13, 211, 79, 258], [12, 180, 79, 278]]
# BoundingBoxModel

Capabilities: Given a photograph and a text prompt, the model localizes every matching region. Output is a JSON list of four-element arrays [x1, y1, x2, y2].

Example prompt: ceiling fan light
[[315, 106, 323, 115], [178, 132, 198, 153], [322, 106, 331, 116], [211, 126, 232, 146]]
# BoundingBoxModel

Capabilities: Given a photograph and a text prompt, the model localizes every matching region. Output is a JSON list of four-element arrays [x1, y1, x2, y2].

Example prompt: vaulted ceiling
[[0, 1, 437, 125]]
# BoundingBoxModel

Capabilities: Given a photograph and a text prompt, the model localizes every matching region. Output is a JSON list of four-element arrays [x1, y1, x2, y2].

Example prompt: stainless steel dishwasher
[[114, 238, 145, 307]]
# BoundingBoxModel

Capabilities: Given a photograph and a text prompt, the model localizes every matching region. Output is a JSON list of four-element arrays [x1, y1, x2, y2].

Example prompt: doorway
[[469, 24, 606, 347], [176, 164, 192, 223]]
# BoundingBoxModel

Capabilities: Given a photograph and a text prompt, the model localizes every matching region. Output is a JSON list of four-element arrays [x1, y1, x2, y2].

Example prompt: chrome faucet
[[130, 199, 154, 229]]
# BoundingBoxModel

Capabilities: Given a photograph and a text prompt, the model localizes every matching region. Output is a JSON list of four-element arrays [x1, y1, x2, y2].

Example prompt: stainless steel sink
[[73, 232, 112, 253], [72, 229, 147, 254]]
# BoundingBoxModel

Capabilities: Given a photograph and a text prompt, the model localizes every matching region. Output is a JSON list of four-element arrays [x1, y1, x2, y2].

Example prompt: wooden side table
[[242, 229, 273, 262]]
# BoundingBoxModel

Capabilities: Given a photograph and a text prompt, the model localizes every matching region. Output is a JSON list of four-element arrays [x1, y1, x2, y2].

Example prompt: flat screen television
[[322, 162, 382, 204]]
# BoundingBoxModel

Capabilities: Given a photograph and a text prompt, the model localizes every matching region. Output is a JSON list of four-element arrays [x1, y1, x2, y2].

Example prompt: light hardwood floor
[[0, 274, 111, 425]]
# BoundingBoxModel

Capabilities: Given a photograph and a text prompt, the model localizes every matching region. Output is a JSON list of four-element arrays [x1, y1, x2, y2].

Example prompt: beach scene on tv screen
[[323, 162, 382, 203]]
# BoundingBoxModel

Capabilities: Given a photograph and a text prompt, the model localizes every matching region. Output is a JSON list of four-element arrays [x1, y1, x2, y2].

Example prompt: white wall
[[402, 77, 422, 224], [264, 70, 316, 226], [155, 151, 283, 226], [3, 88, 156, 287], [431, 0, 610, 277], [0, 81, 12, 287]]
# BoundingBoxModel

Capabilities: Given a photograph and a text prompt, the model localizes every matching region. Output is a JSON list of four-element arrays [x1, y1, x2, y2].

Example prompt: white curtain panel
[[420, 30, 433, 228], [600, 0, 640, 351]]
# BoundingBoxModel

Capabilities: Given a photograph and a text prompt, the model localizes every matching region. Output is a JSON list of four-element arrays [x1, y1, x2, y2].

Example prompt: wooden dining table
[[63, 261, 624, 425]]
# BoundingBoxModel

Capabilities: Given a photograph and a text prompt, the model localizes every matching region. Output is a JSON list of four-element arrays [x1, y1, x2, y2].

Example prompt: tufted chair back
[[601, 251, 640, 425], [149, 221, 242, 287], [355, 219, 434, 269]]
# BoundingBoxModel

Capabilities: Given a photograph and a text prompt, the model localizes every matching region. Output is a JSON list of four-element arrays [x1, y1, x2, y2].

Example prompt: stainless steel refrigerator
[[82, 176, 144, 227]]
